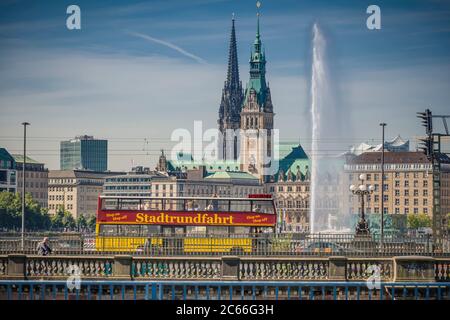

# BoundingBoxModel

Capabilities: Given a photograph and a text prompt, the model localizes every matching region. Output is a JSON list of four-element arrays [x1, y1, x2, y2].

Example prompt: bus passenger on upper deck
[[253, 204, 261, 213], [143, 201, 151, 211]]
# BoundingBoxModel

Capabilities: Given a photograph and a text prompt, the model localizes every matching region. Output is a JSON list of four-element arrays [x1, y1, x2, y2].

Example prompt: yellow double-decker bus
[[95, 194, 277, 253]]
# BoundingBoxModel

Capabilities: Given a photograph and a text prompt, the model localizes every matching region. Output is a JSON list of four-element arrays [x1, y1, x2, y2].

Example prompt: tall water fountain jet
[[310, 24, 349, 233]]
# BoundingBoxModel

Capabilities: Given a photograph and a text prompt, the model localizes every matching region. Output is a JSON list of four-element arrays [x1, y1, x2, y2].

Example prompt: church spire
[[218, 15, 244, 160], [225, 14, 240, 90]]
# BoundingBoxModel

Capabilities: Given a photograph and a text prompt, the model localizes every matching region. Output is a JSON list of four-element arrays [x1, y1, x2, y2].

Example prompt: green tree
[[62, 211, 76, 230], [407, 213, 432, 229], [87, 215, 97, 232], [0, 192, 50, 231], [76, 214, 87, 231], [51, 206, 76, 230], [50, 207, 65, 230]]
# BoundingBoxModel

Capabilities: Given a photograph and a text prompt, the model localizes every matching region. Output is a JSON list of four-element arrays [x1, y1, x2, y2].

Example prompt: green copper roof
[[205, 171, 258, 180], [167, 157, 242, 173], [243, 13, 267, 107], [0, 148, 15, 167], [12, 154, 42, 164], [272, 144, 310, 181]]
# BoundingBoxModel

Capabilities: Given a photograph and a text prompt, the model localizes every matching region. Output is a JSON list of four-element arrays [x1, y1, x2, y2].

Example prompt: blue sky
[[0, 0, 449, 170]]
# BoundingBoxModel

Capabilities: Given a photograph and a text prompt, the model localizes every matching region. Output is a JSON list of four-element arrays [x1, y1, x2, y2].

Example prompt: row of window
[[269, 186, 310, 193], [277, 200, 309, 209], [49, 195, 74, 201], [357, 207, 429, 215], [49, 187, 73, 192], [20, 172, 47, 178], [354, 195, 429, 205], [17, 181, 46, 188], [49, 203, 73, 210], [346, 164, 432, 171]]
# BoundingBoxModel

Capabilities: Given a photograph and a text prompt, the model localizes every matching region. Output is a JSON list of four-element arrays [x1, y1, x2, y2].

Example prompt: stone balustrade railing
[[0, 254, 449, 282], [346, 258, 393, 281], [132, 257, 222, 280], [239, 258, 329, 280]]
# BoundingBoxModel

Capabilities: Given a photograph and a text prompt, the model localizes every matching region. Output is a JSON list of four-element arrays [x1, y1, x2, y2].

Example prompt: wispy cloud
[[128, 31, 207, 64]]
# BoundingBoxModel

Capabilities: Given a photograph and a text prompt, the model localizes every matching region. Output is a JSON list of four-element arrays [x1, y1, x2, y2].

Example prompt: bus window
[[139, 199, 162, 210], [207, 226, 228, 235], [230, 200, 251, 212], [141, 200, 152, 210], [102, 198, 118, 210], [119, 199, 140, 210], [99, 224, 118, 235], [117, 225, 140, 236], [205, 199, 229, 211], [141, 225, 160, 236], [251, 200, 274, 214], [186, 226, 206, 235], [187, 200, 205, 211], [163, 199, 184, 211], [231, 226, 251, 235]]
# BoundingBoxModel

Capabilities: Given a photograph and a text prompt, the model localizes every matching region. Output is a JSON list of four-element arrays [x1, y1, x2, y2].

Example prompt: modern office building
[[0, 148, 16, 193], [48, 170, 124, 218], [13, 154, 48, 208], [60, 135, 108, 172]]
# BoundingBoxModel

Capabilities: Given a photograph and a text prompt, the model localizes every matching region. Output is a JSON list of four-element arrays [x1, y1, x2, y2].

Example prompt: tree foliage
[[407, 213, 432, 229], [0, 192, 96, 232]]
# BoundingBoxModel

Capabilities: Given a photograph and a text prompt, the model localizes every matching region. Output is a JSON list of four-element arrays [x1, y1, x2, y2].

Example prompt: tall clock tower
[[240, 13, 274, 181]]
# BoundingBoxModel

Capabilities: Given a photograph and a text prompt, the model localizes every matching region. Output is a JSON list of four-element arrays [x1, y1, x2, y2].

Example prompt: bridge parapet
[[1, 254, 449, 282]]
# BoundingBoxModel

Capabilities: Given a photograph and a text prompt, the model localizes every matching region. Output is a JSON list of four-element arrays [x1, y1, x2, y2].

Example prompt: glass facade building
[[60, 135, 108, 172]]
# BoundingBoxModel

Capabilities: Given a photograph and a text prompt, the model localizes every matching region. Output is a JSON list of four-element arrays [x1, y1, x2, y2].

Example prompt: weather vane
[[256, 1, 261, 16]]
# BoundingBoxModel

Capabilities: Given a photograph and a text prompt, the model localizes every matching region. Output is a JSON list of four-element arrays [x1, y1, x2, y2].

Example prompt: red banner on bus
[[97, 210, 276, 227]]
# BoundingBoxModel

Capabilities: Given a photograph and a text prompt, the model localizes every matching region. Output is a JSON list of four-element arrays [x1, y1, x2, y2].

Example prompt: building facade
[[265, 144, 311, 232], [48, 170, 123, 218], [0, 148, 16, 193], [344, 151, 448, 220], [103, 166, 170, 197], [60, 135, 108, 172], [13, 155, 48, 208]]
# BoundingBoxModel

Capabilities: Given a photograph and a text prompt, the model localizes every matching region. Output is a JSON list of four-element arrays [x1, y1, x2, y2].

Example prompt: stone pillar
[[7, 254, 26, 280], [328, 256, 347, 281], [393, 256, 435, 282], [221, 256, 240, 280], [113, 255, 132, 280]]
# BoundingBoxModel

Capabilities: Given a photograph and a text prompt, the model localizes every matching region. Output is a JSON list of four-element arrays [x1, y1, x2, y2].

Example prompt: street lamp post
[[380, 123, 386, 240], [350, 173, 374, 235], [21, 122, 30, 251]]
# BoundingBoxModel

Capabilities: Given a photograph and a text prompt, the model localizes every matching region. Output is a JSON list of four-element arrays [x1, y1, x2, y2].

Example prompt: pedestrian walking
[[37, 237, 52, 256]]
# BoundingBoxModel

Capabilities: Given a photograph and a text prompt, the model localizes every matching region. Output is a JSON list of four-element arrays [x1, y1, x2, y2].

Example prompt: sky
[[0, 0, 449, 171]]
